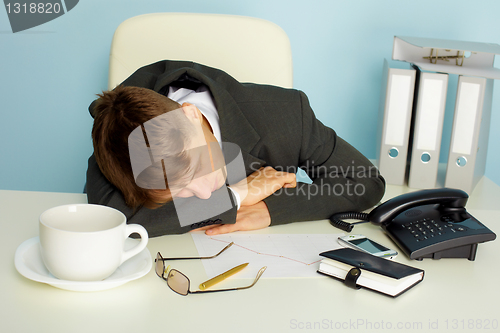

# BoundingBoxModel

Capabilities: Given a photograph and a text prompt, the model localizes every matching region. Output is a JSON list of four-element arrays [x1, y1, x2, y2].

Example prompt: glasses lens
[[167, 269, 190, 296], [155, 253, 164, 278]]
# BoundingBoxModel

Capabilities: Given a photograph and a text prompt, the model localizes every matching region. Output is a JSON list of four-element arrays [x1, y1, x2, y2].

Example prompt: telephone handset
[[330, 188, 496, 261]]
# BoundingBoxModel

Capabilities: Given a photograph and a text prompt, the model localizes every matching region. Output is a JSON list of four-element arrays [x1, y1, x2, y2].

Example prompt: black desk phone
[[330, 188, 496, 261]]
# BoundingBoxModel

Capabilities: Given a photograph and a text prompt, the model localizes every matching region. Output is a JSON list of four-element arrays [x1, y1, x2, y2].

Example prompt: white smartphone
[[337, 234, 398, 259]]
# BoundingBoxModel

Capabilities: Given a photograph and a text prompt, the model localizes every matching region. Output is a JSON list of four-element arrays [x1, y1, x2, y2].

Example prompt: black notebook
[[318, 248, 424, 297]]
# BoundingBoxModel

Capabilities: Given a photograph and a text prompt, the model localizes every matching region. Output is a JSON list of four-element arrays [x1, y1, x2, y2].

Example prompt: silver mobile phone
[[338, 234, 398, 259]]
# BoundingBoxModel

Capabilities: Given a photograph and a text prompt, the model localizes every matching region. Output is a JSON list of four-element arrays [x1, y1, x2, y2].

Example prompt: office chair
[[108, 13, 293, 89], [83, 13, 294, 194]]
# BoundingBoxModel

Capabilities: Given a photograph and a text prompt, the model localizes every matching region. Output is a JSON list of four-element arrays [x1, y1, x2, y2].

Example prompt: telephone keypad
[[399, 217, 469, 243]]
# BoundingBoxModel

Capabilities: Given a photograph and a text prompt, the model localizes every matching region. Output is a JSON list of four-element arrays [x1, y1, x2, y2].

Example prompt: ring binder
[[407, 68, 448, 189], [444, 76, 493, 194], [383, 36, 500, 192], [377, 59, 416, 185]]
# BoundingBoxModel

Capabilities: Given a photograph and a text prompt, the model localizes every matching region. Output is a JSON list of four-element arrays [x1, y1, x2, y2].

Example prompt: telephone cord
[[329, 212, 370, 232]]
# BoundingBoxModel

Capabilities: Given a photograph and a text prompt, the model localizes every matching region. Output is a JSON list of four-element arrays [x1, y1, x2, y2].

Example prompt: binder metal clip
[[423, 48, 471, 66]]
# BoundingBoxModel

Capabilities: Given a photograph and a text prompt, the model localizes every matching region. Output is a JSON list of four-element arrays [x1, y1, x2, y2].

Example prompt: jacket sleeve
[[263, 91, 385, 226]]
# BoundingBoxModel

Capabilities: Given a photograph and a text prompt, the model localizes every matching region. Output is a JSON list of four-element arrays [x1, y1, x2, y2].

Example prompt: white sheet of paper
[[191, 233, 345, 278]]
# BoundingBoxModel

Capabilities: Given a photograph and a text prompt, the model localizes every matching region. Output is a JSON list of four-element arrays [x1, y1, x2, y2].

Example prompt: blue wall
[[1, 0, 499, 193]]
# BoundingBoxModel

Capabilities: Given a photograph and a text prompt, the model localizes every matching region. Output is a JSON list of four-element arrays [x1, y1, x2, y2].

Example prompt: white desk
[[1, 178, 499, 333]]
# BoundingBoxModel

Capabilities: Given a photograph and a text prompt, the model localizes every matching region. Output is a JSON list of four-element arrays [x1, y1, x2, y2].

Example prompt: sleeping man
[[87, 60, 385, 237]]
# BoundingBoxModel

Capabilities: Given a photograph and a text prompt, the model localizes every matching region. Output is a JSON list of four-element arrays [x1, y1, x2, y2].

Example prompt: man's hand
[[230, 166, 296, 206], [201, 201, 271, 235], [190, 167, 294, 235]]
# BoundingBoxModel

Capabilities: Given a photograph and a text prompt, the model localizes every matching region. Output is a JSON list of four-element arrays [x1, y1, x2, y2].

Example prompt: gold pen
[[199, 263, 249, 290]]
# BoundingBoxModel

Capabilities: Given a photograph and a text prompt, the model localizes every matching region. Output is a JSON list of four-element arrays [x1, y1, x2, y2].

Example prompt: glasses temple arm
[[236, 266, 267, 290], [157, 242, 234, 261]]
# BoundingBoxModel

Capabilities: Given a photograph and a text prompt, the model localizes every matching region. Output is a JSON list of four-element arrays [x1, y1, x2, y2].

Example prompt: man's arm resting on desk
[[262, 91, 385, 226], [263, 136, 385, 226], [202, 91, 385, 233], [87, 154, 297, 236]]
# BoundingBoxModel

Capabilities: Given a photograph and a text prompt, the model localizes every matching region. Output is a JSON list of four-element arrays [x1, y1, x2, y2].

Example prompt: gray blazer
[[87, 60, 385, 237]]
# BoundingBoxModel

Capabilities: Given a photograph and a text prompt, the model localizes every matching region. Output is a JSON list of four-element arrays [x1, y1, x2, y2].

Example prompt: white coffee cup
[[39, 204, 148, 281]]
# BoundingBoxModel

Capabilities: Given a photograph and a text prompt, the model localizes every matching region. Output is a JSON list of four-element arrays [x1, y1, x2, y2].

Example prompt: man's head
[[92, 86, 190, 208], [91, 85, 226, 209]]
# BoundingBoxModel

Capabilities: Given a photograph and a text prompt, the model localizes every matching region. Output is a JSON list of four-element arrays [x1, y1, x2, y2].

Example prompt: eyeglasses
[[155, 242, 267, 296]]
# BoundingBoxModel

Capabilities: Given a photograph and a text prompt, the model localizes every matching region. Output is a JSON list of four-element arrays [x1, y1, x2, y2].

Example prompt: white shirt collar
[[167, 86, 222, 145]]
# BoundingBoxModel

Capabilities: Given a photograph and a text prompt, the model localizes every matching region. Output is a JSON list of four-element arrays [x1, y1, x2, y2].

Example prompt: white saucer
[[15, 237, 152, 292]]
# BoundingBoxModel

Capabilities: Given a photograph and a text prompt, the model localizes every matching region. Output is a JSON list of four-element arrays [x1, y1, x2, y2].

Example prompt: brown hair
[[91, 85, 193, 208]]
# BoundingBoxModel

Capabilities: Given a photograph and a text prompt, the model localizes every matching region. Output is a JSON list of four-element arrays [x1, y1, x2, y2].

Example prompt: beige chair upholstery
[[108, 13, 293, 90]]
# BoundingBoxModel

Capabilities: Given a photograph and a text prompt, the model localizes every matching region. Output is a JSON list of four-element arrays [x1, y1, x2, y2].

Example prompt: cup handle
[[121, 224, 149, 264]]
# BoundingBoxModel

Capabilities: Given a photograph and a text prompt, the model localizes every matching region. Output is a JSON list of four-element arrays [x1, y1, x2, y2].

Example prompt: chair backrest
[[108, 13, 293, 90]]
